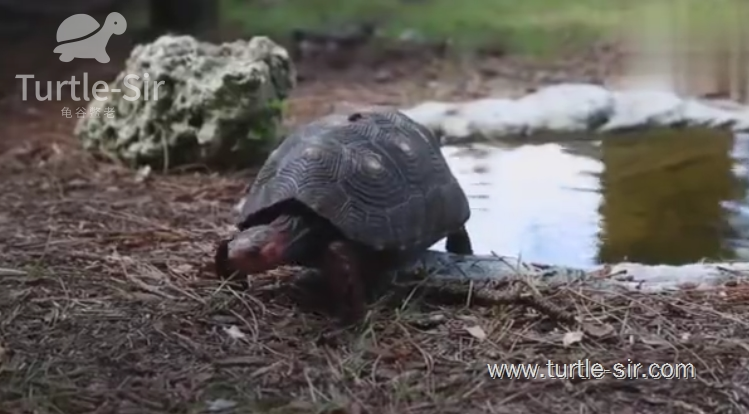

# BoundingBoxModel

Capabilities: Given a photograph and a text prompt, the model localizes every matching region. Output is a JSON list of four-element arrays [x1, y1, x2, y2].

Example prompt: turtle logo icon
[[54, 12, 127, 63]]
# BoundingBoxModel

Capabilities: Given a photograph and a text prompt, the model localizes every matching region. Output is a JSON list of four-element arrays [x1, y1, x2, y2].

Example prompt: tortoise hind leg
[[322, 240, 367, 325], [445, 226, 473, 255]]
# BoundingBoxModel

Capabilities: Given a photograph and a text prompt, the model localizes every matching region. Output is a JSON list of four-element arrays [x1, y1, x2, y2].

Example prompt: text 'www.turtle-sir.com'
[[487, 360, 696, 380]]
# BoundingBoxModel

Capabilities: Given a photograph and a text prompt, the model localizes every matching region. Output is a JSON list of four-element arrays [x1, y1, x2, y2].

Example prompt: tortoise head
[[104, 12, 127, 36], [225, 225, 286, 275]]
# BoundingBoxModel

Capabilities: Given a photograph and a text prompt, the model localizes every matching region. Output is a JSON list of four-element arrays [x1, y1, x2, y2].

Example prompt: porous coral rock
[[75, 35, 295, 170]]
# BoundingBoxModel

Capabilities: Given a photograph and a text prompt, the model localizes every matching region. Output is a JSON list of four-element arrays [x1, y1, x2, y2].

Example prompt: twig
[[0, 267, 26, 276]]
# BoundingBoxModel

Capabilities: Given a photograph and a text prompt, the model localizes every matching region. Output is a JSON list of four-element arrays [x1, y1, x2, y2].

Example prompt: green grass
[[220, 0, 748, 57]]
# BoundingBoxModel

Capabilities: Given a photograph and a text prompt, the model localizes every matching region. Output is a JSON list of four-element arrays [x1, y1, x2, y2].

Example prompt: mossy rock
[[75, 35, 296, 170]]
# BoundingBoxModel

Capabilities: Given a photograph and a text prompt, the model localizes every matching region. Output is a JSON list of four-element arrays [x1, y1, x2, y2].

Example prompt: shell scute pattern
[[238, 110, 470, 250], [57, 14, 100, 42]]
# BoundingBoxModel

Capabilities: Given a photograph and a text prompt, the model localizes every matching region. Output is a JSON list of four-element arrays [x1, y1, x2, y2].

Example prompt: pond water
[[438, 129, 749, 268]]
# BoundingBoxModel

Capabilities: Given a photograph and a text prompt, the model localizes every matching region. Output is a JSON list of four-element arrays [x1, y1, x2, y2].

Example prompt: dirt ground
[[2, 31, 749, 414]]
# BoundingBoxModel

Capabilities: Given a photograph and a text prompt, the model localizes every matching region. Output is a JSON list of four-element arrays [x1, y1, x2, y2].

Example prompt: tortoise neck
[[270, 214, 303, 231], [96, 25, 114, 38], [270, 214, 310, 249], [270, 214, 328, 265]]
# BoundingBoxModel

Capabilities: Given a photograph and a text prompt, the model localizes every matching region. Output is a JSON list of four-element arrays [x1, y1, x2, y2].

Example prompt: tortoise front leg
[[214, 238, 249, 289], [214, 239, 232, 278], [322, 240, 367, 325], [445, 226, 473, 255]]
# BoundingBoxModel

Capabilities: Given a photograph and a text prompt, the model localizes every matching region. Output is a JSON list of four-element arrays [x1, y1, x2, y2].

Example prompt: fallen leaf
[[0, 268, 26, 276], [223, 325, 246, 340], [562, 331, 584, 347], [135, 165, 152, 183], [66, 178, 87, 189], [429, 314, 446, 322], [640, 335, 669, 346], [582, 323, 615, 338], [464, 325, 487, 341], [171, 264, 195, 275], [457, 314, 479, 323], [206, 398, 237, 412]]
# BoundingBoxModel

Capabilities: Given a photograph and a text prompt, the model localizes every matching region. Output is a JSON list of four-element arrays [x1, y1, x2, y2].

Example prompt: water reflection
[[441, 143, 602, 268], [597, 128, 743, 265], [439, 129, 749, 267]]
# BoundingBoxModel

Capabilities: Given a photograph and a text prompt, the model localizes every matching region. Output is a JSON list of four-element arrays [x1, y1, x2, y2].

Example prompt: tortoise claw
[[214, 238, 251, 290], [214, 239, 233, 279]]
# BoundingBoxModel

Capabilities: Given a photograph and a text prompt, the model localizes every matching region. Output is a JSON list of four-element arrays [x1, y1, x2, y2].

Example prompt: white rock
[[599, 90, 686, 132], [517, 83, 614, 134], [401, 83, 749, 144]]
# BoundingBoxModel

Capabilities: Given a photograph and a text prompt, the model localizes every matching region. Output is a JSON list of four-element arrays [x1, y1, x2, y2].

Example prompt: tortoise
[[214, 109, 473, 323], [54, 12, 126, 63]]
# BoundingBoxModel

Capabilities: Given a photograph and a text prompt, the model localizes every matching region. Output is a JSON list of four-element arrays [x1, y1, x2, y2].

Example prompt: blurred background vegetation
[[215, 0, 749, 99], [3, 0, 743, 56], [218, 0, 747, 56], [1, 0, 748, 100]]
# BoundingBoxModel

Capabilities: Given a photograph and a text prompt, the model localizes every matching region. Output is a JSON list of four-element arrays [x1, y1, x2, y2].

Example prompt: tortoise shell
[[56, 13, 100, 42], [237, 109, 471, 252]]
